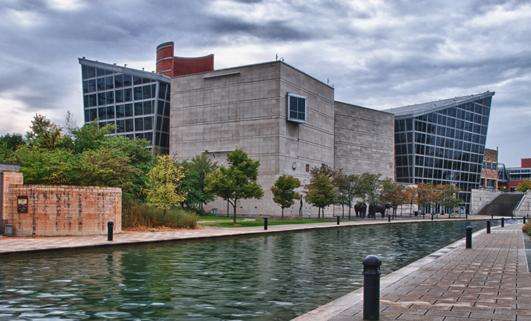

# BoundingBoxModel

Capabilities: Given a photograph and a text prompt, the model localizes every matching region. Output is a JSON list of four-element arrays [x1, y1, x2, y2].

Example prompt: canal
[[0, 220, 485, 321]]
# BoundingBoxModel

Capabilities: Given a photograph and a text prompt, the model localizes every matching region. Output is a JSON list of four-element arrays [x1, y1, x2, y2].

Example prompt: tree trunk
[[232, 201, 237, 223], [226, 200, 230, 217], [348, 205, 352, 220], [281, 207, 284, 218], [342, 205, 345, 218]]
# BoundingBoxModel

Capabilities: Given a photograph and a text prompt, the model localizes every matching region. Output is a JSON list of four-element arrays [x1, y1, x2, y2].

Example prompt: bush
[[522, 223, 531, 236], [123, 199, 198, 229]]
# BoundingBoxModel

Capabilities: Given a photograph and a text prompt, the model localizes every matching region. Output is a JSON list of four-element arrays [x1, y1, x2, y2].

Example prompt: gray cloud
[[0, 0, 529, 165]]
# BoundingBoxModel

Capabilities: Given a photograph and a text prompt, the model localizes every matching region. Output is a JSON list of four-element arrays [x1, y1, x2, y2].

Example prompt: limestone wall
[[333, 101, 395, 179], [4, 179, 121, 236], [514, 191, 531, 217], [470, 188, 500, 215]]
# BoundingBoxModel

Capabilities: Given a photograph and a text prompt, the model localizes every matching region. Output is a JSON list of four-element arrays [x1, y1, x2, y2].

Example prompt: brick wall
[[2, 172, 121, 236], [1, 171, 24, 222]]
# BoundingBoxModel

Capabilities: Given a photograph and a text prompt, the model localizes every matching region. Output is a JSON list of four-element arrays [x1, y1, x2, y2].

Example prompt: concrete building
[[169, 61, 394, 216]]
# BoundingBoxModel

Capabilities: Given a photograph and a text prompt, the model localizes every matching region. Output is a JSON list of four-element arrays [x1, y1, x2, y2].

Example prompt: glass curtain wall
[[81, 62, 170, 153], [394, 96, 492, 213]]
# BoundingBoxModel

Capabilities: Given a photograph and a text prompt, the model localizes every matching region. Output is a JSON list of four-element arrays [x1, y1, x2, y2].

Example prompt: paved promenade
[[0, 216, 487, 255], [293, 223, 530, 321]]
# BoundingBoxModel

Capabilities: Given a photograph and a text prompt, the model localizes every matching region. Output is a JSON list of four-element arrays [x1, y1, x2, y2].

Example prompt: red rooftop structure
[[156, 41, 214, 77]]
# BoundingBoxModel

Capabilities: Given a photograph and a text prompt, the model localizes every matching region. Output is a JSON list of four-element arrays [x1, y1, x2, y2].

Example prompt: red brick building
[[507, 158, 531, 190]]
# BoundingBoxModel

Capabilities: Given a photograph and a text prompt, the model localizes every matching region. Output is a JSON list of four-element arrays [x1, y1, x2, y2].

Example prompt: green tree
[[517, 180, 531, 193], [26, 114, 71, 149], [145, 155, 186, 212], [271, 175, 301, 218], [333, 170, 359, 219], [439, 184, 461, 215], [206, 149, 263, 223], [180, 152, 217, 213], [15, 146, 76, 185], [358, 173, 382, 206], [305, 170, 336, 218], [0, 133, 24, 164]]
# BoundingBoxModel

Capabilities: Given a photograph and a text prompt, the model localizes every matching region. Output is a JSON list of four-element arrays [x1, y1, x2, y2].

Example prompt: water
[[0, 220, 485, 321]]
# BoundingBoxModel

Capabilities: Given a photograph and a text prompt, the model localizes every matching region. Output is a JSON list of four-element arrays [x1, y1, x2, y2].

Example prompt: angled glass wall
[[393, 94, 493, 213], [80, 59, 170, 154]]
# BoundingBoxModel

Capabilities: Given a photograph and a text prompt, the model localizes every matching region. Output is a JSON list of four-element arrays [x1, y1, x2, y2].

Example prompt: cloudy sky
[[0, 0, 529, 166]]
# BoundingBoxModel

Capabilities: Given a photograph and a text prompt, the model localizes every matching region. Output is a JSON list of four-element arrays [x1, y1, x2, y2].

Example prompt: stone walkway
[[0, 216, 488, 255], [293, 223, 530, 321]]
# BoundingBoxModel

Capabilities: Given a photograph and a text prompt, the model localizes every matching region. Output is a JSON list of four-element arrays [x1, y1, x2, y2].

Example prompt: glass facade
[[392, 94, 494, 213], [80, 59, 171, 153]]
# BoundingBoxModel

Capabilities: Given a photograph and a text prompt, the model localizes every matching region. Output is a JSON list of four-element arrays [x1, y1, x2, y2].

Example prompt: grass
[[198, 214, 331, 228]]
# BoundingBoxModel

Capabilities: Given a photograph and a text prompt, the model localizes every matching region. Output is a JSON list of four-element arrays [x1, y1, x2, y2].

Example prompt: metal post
[[523, 216, 527, 224], [465, 212, 468, 220], [107, 221, 114, 241], [501, 217, 504, 228], [337, 216, 340, 225], [431, 214, 434, 221], [387, 215, 391, 223], [363, 255, 381, 321], [466, 226, 472, 249], [264, 217, 268, 230], [486, 220, 491, 234]]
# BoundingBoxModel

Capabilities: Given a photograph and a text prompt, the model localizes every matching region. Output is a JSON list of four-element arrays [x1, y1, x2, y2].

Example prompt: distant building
[[387, 92, 495, 213], [506, 158, 531, 190], [480, 148, 499, 190]]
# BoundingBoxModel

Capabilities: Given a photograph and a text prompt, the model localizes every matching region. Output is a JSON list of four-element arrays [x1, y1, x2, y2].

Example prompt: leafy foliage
[[357, 173, 382, 205], [333, 170, 359, 218], [271, 175, 301, 217], [0, 133, 24, 164], [180, 152, 217, 212], [517, 180, 531, 193], [145, 155, 186, 211], [305, 168, 336, 218], [123, 199, 197, 229], [206, 149, 263, 222], [380, 179, 405, 214]]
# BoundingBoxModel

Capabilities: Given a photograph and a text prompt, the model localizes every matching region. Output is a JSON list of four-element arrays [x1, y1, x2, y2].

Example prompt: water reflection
[[0, 221, 484, 321]]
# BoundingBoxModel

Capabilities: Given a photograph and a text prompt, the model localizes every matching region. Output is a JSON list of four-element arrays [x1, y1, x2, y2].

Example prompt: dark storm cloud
[[0, 0, 529, 165]]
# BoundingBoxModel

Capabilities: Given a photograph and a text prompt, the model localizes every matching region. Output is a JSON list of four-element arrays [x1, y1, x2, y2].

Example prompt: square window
[[135, 117, 143, 131], [134, 102, 143, 116], [287, 93, 306, 123]]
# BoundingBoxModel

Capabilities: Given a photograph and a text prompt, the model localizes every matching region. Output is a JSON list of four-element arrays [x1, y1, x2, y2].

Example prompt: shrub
[[123, 199, 198, 229], [523, 223, 531, 236]]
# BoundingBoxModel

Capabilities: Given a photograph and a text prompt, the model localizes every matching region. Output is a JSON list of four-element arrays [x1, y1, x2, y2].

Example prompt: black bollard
[[431, 214, 434, 221], [501, 217, 504, 228], [263, 217, 268, 230], [337, 216, 340, 225], [363, 255, 381, 321], [487, 220, 491, 234], [107, 221, 114, 241], [387, 215, 391, 223], [465, 226, 472, 249], [524, 216, 527, 224]]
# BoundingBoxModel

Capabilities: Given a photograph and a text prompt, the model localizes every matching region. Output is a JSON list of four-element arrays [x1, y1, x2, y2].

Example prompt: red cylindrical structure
[[156, 41, 214, 77]]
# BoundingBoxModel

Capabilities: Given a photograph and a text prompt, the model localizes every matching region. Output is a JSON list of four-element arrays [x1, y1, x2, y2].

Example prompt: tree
[[15, 146, 76, 185], [417, 183, 441, 214], [439, 184, 461, 215], [180, 152, 217, 213], [206, 149, 263, 223], [380, 179, 405, 216], [403, 185, 418, 216], [517, 180, 531, 193], [272, 175, 301, 218], [0, 133, 24, 164], [145, 155, 186, 212], [26, 114, 70, 149], [305, 170, 336, 218], [358, 173, 382, 206], [333, 171, 359, 219]]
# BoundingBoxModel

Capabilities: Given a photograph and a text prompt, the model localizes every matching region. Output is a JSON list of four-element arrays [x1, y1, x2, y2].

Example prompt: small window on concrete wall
[[287, 93, 307, 124], [17, 196, 28, 213]]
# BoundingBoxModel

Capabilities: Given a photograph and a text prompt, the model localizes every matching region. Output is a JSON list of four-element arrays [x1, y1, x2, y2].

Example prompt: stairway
[[478, 193, 524, 217]]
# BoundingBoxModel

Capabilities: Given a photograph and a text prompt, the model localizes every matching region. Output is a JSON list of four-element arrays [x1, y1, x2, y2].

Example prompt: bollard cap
[[466, 226, 472, 231], [363, 255, 382, 268]]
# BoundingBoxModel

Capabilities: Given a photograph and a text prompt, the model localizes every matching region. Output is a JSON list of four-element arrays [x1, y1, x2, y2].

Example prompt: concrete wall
[[170, 61, 335, 216], [514, 191, 531, 217], [333, 101, 394, 179], [470, 188, 501, 215], [2, 172, 121, 237]]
